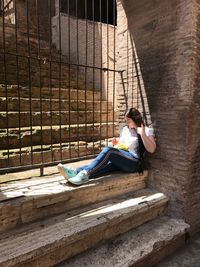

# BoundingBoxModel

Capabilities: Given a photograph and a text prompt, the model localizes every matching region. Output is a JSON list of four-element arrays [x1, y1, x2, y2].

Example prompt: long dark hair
[[125, 108, 144, 127]]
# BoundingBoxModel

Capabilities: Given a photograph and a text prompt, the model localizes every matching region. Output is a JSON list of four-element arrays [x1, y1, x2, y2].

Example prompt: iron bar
[[58, 0, 62, 160], [99, 0, 103, 150], [2, 0, 12, 12], [106, 0, 109, 145], [92, 0, 95, 153], [0, 0, 126, 175], [84, 0, 88, 157], [14, 0, 22, 165], [67, 0, 72, 159], [0, 50, 123, 73], [36, 0, 44, 174], [127, 27, 129, 107], [48, 0, 54, 162], [25, 0, 33, 165], [0, 154, 99, 175], [112, 0, 116, 137], [2, 0, 9, 167], [76, 0, 80, 157]]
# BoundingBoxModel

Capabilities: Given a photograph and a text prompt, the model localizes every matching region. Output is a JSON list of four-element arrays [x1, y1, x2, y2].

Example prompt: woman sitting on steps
[[57, 107, 156, 186]]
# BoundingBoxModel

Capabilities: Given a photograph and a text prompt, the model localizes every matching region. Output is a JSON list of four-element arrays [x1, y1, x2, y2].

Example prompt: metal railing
[[0, 0, 121, 175]]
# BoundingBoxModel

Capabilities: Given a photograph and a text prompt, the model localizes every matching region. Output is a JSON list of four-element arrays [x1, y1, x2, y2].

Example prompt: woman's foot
[[57, 163, 77, 181], [68, 170, 89, 185]]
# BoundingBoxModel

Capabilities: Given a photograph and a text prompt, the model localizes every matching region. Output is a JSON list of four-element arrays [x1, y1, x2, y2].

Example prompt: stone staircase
[[0, 161, 189, 266], [0, 18, 189, 267], [0, 84, 116, 169], [0, 18, 90, 89]]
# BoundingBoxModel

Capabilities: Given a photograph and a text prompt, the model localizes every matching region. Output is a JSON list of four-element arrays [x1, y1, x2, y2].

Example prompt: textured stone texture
[[116, 0, 200, 233], [156, 232, 200, 267], [0, 189, 168, 267], [0, 170, 147, 233], [57, 216, 189, 267]]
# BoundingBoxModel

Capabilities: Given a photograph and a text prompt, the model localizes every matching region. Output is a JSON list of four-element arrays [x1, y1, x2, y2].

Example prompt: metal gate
[[0, 0, 121, 175]]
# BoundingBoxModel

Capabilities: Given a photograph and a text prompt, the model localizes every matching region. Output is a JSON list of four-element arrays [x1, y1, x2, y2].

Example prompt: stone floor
[[156, 233, 200, 267]]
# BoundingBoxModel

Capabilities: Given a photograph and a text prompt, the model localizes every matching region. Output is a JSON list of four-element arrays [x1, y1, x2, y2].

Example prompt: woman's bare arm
[[137, 124, 156, 153]]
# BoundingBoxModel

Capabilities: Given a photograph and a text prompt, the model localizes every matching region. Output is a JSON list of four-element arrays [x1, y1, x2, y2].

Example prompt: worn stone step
[[0, 167, 148, 232], [0, 123, 117, 149], [0, 53, 92, 88], [0, 97, 111, 112], [0, 69, 88, 89], [0, 85, 101, 100], [0, 188, 168, 266], [0, 110, 116, 128], [58, 216, 189, 267], [0, 139, 111, 168]]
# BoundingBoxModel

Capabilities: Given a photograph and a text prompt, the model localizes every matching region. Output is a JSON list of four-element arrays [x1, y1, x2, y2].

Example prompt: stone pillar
[[117, 0, 200, 233]]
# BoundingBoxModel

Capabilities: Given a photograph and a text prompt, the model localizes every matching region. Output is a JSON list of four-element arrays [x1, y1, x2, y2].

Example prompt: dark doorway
[[61, 0, 117, 25]]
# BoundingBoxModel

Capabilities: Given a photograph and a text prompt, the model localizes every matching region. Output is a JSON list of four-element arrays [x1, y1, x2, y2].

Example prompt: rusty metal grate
[[0, 0, 123, 175]]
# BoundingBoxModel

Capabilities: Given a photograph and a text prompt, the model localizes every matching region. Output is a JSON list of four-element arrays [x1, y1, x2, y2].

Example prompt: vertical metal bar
[[58, 0, 62, 160], [36, 0, 44, 168], [99, 0, 103, 150], [131, 39, 134, 108], [14, 0, 22, 165], [112, 0, 116, 137], [67, 0, 72, 159], [2, 0, 10, 167], [126, 27, 129, 108], [26, 0, 33, 164], [48, 0, 53, 162], [106, 0, 109, 145], [92, 0, 95, 153], [84, 0, 88, 157], [76, 0, 80, 157], [136, 70, 139, 109]]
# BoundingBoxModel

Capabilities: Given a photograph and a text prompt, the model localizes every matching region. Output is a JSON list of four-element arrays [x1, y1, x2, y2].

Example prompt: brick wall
[[52, 13, 116, 98], [15, 0, 55, 40], [117, 0, 200, 233]]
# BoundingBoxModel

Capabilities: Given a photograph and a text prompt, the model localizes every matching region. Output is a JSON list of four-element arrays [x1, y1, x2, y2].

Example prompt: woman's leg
[[86, 162, 120, 178], [76, 146, 140, 178]]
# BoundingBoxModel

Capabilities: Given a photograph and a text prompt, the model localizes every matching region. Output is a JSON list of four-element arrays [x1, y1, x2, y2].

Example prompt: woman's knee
[[101, 146, 114, 154]]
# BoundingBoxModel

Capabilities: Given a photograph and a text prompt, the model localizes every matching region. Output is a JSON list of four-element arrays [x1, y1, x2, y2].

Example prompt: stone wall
[[15, 0, 55, 40], [52, 13, 116, 99], [117, 0, 200, 233]]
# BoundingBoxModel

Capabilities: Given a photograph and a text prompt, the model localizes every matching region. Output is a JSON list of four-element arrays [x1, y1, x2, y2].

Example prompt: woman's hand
[[137, 124, 145, 136], [112, 137, 118, 146]]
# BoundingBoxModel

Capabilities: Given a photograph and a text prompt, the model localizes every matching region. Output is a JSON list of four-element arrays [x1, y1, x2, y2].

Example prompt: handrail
[[2, 0, 13, 12]]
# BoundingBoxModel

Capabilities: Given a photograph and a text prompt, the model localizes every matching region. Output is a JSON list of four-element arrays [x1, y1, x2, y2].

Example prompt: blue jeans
[[76, 146, 140, 179]]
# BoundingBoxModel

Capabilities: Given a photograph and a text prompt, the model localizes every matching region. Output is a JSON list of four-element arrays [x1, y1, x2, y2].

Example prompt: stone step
[[0, 188, 168, 267], [0, 58, 86, 83], [0, 56, 90, 88], [0, 110, 116, 128], [0, 85, 102, 100], [0, 26, 70, 62], [0, 123, 117, 149], [58, 216, 189, 267], [0, 167, 148, 233], [0, 139, 111, 168], [0, 21, 71, 61], [0, 97, 111, 112]]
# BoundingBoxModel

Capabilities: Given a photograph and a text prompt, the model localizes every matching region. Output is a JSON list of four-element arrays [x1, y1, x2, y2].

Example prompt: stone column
[[117, 0, 200, 233]]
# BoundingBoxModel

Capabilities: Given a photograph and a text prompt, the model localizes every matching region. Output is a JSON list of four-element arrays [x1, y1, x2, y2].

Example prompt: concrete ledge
[[0, 189, 168, 267], [0, 165, 148, 233], [57, 216, 189, 267]]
